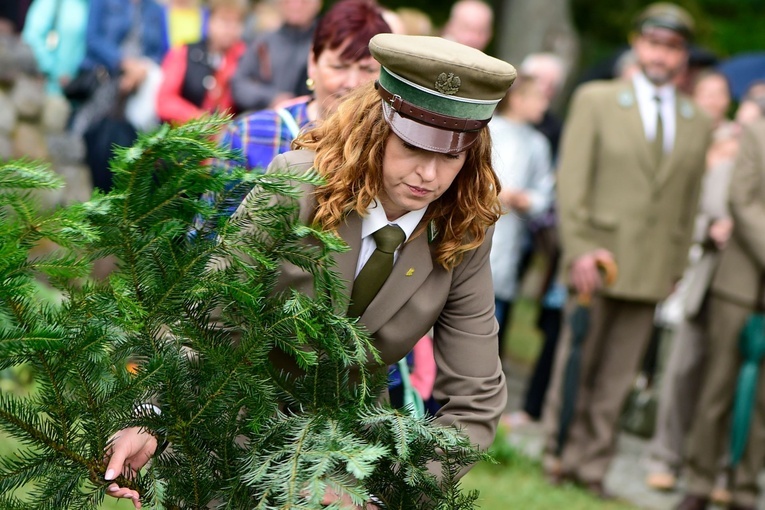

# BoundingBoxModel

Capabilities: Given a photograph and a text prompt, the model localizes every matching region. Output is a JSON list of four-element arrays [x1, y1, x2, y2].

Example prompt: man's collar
[[633, 71, 675, 101]]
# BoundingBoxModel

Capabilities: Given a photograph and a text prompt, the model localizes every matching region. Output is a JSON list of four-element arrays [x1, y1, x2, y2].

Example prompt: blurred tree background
[[327, 0, 765, 90], [569, 0, 765, 75]]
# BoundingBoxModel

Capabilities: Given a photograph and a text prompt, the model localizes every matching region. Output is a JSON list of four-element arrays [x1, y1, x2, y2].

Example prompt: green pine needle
[[0, 117, 486, 509]]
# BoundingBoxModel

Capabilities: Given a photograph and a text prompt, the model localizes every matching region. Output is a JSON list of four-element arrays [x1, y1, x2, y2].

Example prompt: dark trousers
[[495, 299, 514, 359], [523, 306, 563, 419]]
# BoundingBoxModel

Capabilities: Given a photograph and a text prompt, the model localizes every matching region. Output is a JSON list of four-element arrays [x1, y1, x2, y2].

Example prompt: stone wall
[[0, 33, 91, 208]]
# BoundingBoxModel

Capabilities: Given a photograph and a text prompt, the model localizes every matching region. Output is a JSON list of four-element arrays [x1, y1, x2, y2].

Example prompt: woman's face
[[510, 84, 549, 124], [279, 0, 321, 28], [693, 74, 730, 124], [308, 42, 381, 119], [735, 100, 763, 126], [207, 8, 244, 51], [378, 133, 466, 221]]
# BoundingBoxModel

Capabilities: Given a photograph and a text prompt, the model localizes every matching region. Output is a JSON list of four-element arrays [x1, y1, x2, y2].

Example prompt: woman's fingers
[[106, 483, 142, 508], [104, 427, 156, 480], [103, 428, 155, 508], [103, 443, 130, 483]]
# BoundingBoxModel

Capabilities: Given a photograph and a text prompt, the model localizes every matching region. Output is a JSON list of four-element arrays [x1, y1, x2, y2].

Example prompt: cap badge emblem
[[435, 72, 461, 95]]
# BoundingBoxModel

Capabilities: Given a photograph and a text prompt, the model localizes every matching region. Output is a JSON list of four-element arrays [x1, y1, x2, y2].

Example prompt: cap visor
[[382, 102, 479, 154], [640, 24, 688, 44]]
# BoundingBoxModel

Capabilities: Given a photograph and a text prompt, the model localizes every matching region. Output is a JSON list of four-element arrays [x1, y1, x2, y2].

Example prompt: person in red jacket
[[156, 0, 246, 124]]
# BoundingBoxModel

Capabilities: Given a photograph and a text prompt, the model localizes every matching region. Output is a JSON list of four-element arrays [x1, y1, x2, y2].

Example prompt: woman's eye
[[444, 153, 462, 160], [402, 142, 419, 151]]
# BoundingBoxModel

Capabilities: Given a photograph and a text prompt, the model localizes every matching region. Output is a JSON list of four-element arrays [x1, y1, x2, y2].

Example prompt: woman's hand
[[103, 427, 158, 509]]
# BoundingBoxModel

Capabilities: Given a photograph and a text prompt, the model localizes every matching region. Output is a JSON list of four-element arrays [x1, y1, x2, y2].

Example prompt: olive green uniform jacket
[[228, 149, 507, 454], [712, 119, 765, 307], [558, 79, 712, 302]]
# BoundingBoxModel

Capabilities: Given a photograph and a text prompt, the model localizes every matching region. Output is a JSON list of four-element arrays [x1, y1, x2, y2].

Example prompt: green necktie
[[653, 95, 664, 167], [348, 225, 406, 318]]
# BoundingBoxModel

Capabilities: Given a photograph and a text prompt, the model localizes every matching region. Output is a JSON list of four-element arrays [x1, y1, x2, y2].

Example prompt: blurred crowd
[[3, 0, 765, 509]]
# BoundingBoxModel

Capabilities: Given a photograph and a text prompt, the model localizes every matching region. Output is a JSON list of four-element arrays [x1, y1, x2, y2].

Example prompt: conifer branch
[[0, 119, 487, 508]]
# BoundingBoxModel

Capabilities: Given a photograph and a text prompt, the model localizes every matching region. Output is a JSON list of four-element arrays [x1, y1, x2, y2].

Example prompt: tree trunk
[[495, 0, 579, 99]]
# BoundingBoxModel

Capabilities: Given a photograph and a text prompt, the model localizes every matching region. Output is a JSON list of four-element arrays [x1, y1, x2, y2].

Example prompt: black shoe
[[577, 479, 612, 500]]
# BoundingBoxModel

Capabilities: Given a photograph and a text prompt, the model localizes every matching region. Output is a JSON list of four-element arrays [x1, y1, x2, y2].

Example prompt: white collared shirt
[[633, 71, 676, 155], [355, 199, 427, 278]]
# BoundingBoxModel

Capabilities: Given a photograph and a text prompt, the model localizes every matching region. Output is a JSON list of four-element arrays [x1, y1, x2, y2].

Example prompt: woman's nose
[[417, 157, 438, 181], [344, 68, 362, 89]]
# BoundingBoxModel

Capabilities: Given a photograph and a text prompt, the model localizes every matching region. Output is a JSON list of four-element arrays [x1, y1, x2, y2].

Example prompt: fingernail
[[104, 469, 115, 480], [108, 486, 119, 492]]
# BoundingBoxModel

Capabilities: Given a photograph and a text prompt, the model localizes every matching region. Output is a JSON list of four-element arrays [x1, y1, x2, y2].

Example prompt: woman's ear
[[306, 50, 317, 82]]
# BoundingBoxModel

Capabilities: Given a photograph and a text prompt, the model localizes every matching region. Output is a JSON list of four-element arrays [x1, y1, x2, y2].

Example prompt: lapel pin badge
[[406, 268, 415, 277], [680, 100, 695, 119], [618, 90, 634, 108], [427, 220, 438, 243]]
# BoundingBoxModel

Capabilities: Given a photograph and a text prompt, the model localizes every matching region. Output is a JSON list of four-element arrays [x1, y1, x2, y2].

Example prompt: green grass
[[462, 462, 637, 510], [462, 438, 637, 510], [502, 297, 544, 366]]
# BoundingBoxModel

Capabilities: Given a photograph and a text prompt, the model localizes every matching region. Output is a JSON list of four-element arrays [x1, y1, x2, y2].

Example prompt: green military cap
[[635, 2, 694, 40], [369, 33, 516, 153]]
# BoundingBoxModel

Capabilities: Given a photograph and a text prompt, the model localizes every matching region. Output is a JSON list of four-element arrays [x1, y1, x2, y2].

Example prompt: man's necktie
[[653, 95, 664, 167], [348, 225, 406, 318]]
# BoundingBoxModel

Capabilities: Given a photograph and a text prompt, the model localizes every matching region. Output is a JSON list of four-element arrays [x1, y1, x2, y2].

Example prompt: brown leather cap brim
[[382, 102, 480, 154], [639, 25, 688, 47]]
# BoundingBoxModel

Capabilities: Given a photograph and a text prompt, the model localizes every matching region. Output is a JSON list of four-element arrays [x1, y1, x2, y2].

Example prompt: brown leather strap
[[375, 81, 489, 132]]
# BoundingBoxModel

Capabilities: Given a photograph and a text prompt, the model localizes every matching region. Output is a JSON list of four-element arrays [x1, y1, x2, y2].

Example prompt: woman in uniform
[[103, 33, 516, 509]]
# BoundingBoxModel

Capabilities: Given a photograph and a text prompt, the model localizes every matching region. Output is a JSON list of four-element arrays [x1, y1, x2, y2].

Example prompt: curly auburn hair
[[293, 82, 502, 270]]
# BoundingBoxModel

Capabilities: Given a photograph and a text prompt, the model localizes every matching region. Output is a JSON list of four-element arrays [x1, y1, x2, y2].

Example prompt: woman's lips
[[407, 184, 430, 197]]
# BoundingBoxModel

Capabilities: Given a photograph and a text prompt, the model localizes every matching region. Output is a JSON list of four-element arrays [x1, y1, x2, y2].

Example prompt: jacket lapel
[[360, 223, 434, 335], [334, 213, 362, 310], [617, 84, 655, 180]]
